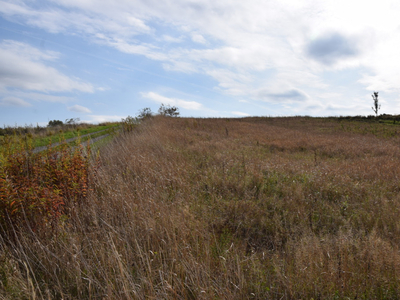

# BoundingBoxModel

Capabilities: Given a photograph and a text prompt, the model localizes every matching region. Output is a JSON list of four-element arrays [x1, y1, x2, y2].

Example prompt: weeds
[[2, 116, 400, 299], [0, 133, 91, 236]]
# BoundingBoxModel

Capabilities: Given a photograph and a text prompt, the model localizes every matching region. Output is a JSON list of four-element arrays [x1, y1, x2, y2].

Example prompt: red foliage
[[0, 138, 91, 232]]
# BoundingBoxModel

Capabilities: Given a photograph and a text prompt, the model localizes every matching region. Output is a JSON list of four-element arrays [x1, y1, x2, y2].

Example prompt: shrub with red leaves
[[0, 136, 91, 233]]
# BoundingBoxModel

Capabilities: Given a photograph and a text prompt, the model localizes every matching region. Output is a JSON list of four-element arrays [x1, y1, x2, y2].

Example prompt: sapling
[[372, 91, 380, 117]]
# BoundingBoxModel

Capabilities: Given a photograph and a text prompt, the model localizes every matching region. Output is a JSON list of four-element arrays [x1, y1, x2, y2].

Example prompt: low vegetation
[[2, 116, 400, 299], [0, 136, 92, 235], [0, 123, 119, 151]]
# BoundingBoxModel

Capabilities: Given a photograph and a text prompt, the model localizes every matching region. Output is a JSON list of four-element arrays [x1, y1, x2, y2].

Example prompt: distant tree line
[[48, 118, 80, 127], [137, 104, 180, 119], [121, 104, 180, 133]]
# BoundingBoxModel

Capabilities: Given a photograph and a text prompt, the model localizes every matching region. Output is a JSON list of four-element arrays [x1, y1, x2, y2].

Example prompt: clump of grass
[[2, 116, 400, 299]]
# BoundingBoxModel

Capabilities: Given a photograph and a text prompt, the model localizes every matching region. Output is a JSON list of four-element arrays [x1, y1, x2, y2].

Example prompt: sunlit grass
[[2, 116, 400, 299], [32, 123, 119, 148]]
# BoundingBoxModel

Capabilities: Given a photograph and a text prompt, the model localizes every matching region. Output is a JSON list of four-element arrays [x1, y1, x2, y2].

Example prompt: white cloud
[[162, 61, 197, 73], [191, 33, 206, 44], [0, 40, 94, 93], [0, 96, 31, 107], [231, 111, 250, 117], [162, 35, 183, 43], [357, 30, 400, 93], [83, 114, 125, 124], [68, 104, 92, 113], [0, 1, 151, 37], [141, 92, 203, 110], [0, 39, 59, 61], [96, 36, 168, 61], [205, 68, 252, 96], [125, 16, 151, 33], [10, 92, 75, 103], [3, 0, 400, 114]]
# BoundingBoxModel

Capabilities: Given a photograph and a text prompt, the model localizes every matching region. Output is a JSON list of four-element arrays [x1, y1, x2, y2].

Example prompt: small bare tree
[[371, 91, 380, 117]]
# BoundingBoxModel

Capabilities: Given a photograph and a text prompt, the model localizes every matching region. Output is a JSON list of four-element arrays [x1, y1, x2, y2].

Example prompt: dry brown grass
[[2, 116, 400, 299]]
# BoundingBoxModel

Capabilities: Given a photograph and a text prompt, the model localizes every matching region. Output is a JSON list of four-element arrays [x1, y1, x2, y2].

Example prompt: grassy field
[[32, 124, 119, 148], [0, 123, 119, 150], [2, 116, 400, 299]]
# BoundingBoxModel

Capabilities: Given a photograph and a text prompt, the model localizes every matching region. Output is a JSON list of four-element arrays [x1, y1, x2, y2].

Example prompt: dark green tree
[[372, 91, 380, 117], [158, 103, 180, 117], [137, 107, 153, 119], [65, 118, 80, 126], [48, 120, 63, 127]]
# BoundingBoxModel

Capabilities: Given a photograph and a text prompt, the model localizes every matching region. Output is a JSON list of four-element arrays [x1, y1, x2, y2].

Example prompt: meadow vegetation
[[2, 116, 400, 299], [0, 122, 119, 150]]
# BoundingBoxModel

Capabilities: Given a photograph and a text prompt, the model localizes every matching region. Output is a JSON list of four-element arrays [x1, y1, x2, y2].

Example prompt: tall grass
[[2, 116, 400, 299]]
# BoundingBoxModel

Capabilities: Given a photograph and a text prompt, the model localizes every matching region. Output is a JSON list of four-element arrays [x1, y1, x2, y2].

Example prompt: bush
[[48, 120, 63, 127], [137, 107, 153, 119], [121, 115, 138, 132], [158, 103, 180, 117], [0, 135, 92, 234]]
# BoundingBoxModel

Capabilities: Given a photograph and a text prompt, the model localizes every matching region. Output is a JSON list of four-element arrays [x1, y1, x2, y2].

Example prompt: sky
[[1, 0, 400, 126]]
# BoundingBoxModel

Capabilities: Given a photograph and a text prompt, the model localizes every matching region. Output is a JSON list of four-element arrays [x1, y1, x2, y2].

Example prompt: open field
[[2, 116, 400, 299]]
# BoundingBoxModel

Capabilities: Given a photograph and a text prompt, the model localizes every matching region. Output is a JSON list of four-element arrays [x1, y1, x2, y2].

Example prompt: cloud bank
[[1, 0, 400, 119], [0, 40, 94, 93], [141, 92, 203, 110], [307, 33, 359, 66], [0, 97, 31, 107]]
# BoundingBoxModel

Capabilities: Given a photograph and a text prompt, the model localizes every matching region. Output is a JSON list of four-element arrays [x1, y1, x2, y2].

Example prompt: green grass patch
[[33, 124, 119, 148], [0, 124, 120, 152]]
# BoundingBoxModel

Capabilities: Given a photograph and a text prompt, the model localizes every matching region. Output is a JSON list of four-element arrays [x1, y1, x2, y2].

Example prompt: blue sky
[[1, 0, 400, 126]]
